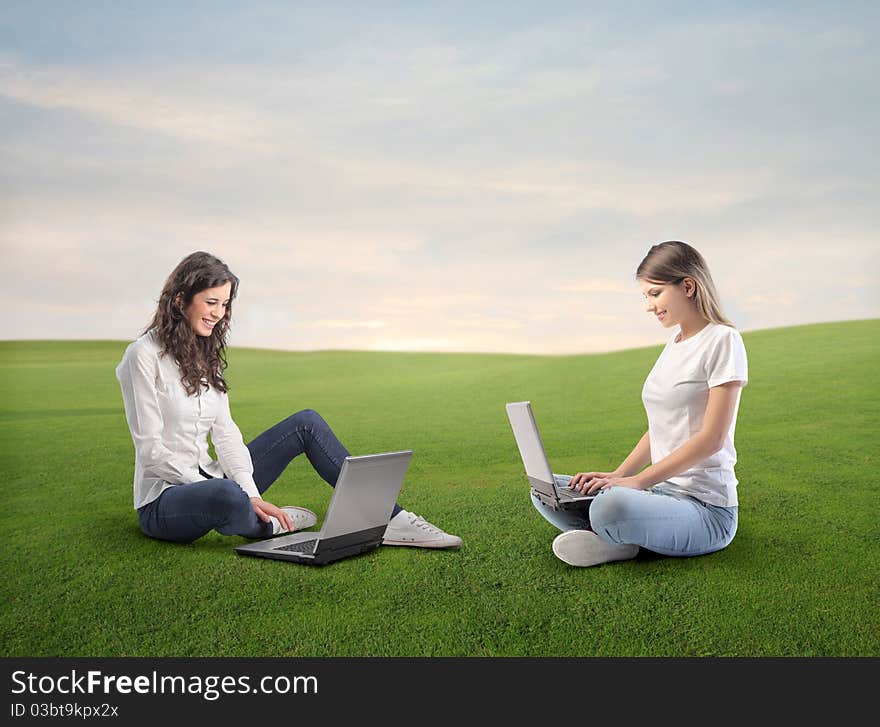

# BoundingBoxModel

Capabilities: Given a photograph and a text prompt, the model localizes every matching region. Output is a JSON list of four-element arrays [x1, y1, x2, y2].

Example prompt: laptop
[[234, 450, 412, 565], [505, 401, 594, 511]]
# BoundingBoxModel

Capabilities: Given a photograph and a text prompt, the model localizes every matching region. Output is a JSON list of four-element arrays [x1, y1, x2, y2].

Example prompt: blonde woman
[[535, 241, 748, 567]]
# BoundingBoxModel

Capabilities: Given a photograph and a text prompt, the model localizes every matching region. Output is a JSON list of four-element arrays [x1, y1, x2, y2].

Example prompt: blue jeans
[[531, 476, 738, 557], [138, 409, 403, 543]]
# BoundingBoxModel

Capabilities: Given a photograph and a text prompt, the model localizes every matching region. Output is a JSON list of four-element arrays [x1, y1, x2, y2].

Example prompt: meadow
[[1, 319, 877, 656]]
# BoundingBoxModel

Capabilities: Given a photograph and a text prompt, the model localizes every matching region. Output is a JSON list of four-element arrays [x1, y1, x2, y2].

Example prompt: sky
[[1, 1, 878, 353]]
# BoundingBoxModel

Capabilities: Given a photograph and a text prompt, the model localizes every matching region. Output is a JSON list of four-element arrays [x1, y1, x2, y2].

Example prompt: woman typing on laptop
[[534, 241, 747, 567], [116, 251, 461, 549]]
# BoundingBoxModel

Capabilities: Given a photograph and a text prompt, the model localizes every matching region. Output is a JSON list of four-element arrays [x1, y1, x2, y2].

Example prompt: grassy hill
[[1, 319, 877, 656]]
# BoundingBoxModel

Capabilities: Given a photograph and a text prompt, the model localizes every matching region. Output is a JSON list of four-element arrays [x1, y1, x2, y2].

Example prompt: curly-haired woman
[[116, 251, 461, 548]]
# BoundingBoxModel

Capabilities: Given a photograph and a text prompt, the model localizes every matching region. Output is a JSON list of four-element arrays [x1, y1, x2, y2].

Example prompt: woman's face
[[639, 277, 694, 329], [184, 282, 232, 337]]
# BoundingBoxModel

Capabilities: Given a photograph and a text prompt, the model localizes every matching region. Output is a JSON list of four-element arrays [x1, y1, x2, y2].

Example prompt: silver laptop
[[234, 450, 412, 565], [505, 401, 594, 511]]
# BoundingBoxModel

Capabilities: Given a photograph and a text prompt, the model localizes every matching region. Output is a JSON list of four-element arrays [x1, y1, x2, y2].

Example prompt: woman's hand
[[570, 471, 646, 495], [570, 471, 617, 492], [250, 497, 294, 532], [584, 474, 646, 495]]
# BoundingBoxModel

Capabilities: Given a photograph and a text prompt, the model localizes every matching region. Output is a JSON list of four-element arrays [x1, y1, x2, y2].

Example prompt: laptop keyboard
[[274, 539, 318, 554], [556, 482, 591, 499]]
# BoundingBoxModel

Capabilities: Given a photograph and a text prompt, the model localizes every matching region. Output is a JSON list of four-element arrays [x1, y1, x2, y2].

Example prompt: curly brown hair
[[144, 251, 239, 395]]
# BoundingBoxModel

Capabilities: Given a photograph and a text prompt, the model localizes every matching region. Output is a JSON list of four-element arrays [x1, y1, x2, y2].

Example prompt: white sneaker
[[270, 506, 318, 535], [552, 530, 639, 567], [381, 510, 462, 549]]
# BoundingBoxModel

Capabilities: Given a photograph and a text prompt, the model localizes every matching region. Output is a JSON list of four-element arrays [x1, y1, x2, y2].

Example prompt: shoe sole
[[552, 531, 638, 567], [382, 538, 462, 549]]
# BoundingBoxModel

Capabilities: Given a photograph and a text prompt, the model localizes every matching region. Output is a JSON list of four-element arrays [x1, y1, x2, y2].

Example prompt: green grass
[[1, 319, 878, 656]]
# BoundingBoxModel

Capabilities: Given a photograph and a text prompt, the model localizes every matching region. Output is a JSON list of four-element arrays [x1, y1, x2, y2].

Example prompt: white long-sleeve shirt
[[116, 331, 260, 509]]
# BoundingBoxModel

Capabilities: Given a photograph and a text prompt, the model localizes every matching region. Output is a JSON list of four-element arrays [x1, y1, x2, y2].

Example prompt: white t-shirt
[[116, 331, 259, 509], [641, 323, 748, 507]]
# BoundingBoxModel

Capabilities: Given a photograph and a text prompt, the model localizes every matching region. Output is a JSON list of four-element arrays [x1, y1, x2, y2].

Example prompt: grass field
[[1, 319, 877, 656]]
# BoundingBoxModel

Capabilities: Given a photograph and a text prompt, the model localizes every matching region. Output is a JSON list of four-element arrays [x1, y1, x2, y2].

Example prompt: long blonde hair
[[636, 241, 734, 327]]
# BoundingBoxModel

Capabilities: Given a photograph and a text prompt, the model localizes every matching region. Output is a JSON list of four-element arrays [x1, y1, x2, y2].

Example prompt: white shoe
[[270, 506, 318, 535], [382, 510, 462, 549], [552, 530, 639, 567]]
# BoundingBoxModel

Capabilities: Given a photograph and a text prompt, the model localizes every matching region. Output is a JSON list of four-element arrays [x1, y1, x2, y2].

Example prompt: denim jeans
[[531, 476, 738, 557], [138, 408, 403, 543]]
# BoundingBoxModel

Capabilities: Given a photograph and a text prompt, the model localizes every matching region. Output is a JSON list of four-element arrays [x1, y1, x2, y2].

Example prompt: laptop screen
[[506, 402, 555, 490], [320, 452, 412, 540]]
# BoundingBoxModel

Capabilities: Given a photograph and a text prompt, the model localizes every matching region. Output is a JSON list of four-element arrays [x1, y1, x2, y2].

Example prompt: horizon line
[[0, 318, 876, 357]]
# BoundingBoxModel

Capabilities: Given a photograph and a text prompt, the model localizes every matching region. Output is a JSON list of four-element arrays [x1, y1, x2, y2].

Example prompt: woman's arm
[[635, 381, 742, 487], [578, 381, 743, 494], [211, 392, 260, 499], [570, 431, 651, 488], [118, 345, 201, 485], [212, 394, 295, 530], [614, 430, 652, 477]]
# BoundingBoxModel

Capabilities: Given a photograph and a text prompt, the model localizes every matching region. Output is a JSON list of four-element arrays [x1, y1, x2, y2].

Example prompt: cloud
[[311, 320, 387, 330], [1, 5, 878, 352], [554, 282, 634, 295], [0, 52, 335, 161], [0, 56, 766, 229], [369, 337, 459, 352], [744, 291, 799, 308]]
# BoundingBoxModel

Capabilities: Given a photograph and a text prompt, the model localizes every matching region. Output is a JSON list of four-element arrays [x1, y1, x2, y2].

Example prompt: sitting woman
[[536, 241, 747, 567], [116, 251, 461, 549]]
